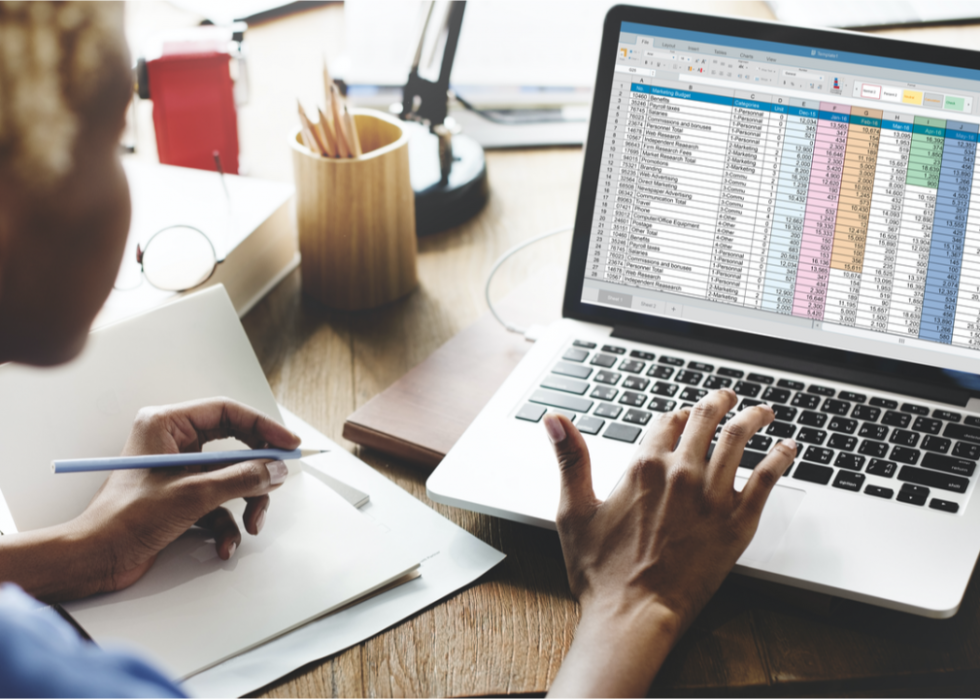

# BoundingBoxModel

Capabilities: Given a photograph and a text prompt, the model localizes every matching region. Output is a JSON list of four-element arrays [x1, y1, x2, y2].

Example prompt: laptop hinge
[[612, 325, 972, 407]]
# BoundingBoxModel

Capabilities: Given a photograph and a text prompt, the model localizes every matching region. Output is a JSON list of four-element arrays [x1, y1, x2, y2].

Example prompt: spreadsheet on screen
[[582, 22, 980, 375]]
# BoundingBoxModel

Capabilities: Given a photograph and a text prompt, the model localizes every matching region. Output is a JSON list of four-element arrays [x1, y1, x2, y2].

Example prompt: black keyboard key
[[594, 370, 621, 385], [630, 349, 655, 360], [889, 429, 920, 447], [648, 398, 676, 412], [870, 397, 898, 409], [552, 361, 592, 379], [746, 435, 773, 452], [703, 375, 732, 390], [898, 466, 969, 493], [602, 344, 626, 355], [792, 393, 821, 410], [541, 375, 589, 395], [933, 409, 961, 422], [953, 442, 980, 459], [889, 446, 920, 464], [898, 483, 929, 505], [651, 382, 679, 397], [796, 428, 826, 445], [623, 409, 652, 426], [739, 398, 765, 411], [738, 450, 768, 470], [590, 353, 617, 368], [573, 339, 597, 349], [515, 403, 547, 422], [733, 381, 762, 397], [620, 359, 645, 374], [688, 361, 714, 372], [794, 462, 833, 485], [835, 453, 865, 471], [647, 365, 675, 380], [901, 402, 929, 415], [762, 387, 791, 404], [658, 355, 684, 366], [603, 422, 641, 443], [966, 416, 980, 427], [772, 405, 798, 422], [590, 386, 617, 401], [676, 371, 704, 386], [594, 403, 623, 419], [807, 384, 835, 397], [912, 417, 941, 435], [717, 367, 744, 378], [921, 452, 976, 477], [680, 387, 708, 402], [852, 405, 881, 422], [619, 391, 647, 408], [930, 499, 959, 513], [798, 411, 827, 428], [823, 399, 851, 416], [858, 440, 889, 457], [858, 423, 889, 440], [882, 411, 911, 428], [747, 372, 774, 385], [838, 391, 867, 403], [833, 470, 865, 491], [622, 376, 649, 391], [767, 421, 797, 438], [828, 434, 857, 451], [562, 347, 589, 362], [576, 415, 605, 435], [865, 485, 894, 499], [530, 390, 593, 413], [867, 459, 897, 478], [802, 446, 833, 464], [828, 417, 857, 434], [943, 423, 980, 444], [777, 378, 805, 390], [921, 435, 951, 454]]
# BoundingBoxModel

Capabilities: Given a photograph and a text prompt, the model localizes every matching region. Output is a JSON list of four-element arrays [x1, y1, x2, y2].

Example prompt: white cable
[[485, 225, 573, 336]]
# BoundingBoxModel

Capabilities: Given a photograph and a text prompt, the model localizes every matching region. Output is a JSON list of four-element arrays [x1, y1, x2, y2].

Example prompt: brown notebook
[[343, 274, 563, 467]]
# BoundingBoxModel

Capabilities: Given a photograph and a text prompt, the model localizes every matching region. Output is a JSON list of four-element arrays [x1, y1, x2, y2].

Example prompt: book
[[95, 160, 299, 328]]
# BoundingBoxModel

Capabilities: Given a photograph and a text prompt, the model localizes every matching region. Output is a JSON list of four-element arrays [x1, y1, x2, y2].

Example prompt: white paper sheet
[[182, 406, 507, 697], [65, 469, 419, 679]]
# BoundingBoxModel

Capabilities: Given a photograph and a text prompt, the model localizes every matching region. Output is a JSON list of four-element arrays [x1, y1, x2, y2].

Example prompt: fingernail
[[543, 414, 566, 444], [228, 541, 237, 559], [266, 460, 288, 485], [783, 438, 797, 452], [255, 509, 266, 534]]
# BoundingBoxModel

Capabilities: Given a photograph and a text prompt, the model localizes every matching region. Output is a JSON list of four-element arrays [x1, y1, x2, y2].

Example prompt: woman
[[0, 3, 794, 697]]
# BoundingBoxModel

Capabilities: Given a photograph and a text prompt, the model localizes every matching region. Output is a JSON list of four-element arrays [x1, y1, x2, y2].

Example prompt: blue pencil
[[52, 448, 328, 474]]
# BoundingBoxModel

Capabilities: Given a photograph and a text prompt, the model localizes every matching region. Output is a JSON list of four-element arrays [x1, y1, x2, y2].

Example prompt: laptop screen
[[579, 18, 980, 377]]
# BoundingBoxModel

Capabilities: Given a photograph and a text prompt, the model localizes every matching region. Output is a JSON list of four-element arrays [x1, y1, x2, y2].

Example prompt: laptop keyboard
[[515, 338, 976, 514]]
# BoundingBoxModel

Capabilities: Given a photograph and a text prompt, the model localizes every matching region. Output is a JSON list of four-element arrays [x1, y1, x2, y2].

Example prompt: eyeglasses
[[114, 225, 224, 292]]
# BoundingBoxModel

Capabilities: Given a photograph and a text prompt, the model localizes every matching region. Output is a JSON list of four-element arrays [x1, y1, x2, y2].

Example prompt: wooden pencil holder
[[291, 109, 418, 311]]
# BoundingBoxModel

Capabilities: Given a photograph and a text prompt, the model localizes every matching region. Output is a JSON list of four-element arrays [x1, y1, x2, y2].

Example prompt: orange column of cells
[[832, 107, 883, 274]]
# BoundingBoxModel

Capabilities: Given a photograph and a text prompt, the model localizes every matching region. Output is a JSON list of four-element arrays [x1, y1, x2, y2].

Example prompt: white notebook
[[0, 286, 419, 678]]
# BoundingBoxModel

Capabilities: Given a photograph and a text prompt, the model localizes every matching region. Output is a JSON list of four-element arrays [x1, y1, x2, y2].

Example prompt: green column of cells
[[907, 116, 946, 188]]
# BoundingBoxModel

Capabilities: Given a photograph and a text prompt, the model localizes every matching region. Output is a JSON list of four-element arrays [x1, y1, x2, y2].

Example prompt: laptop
[[427, 5, 980, 618]]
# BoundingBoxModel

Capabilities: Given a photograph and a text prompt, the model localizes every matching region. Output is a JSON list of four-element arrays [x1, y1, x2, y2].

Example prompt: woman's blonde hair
[[0, 2, 128, 189]]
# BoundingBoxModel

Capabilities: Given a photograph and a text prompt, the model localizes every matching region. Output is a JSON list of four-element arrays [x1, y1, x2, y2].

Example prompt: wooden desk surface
[[123, 3, 980, 695]]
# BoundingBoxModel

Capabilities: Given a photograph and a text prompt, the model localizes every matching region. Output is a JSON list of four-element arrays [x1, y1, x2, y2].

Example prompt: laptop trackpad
[[735, 480, 805, 566]]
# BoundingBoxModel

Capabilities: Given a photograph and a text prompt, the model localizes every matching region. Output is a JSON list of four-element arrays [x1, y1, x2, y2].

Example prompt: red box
[[146, 51, 240, 174]]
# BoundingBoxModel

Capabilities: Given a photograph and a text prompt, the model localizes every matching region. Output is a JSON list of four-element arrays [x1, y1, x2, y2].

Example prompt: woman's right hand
[[545, 389, 795, 697]]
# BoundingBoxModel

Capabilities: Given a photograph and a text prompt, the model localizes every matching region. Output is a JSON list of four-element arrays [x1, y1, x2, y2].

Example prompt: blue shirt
[[0, 584, 185, 698]]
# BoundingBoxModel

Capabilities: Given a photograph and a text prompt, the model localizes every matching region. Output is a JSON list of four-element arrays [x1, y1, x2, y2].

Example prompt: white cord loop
[[484, 225, 573, 335]]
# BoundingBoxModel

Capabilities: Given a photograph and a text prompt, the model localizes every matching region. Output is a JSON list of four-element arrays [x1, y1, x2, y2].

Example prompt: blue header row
[[621, 21, 980, 82], [632, 84, 980, 139]]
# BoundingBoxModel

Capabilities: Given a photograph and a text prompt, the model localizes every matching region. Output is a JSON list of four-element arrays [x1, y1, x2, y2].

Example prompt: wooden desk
[[124, 3, 980, 695]]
